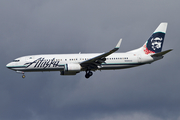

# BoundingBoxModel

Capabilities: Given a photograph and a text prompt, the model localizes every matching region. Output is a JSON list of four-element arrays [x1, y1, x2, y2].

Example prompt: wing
[[80, 39, 122, 70]]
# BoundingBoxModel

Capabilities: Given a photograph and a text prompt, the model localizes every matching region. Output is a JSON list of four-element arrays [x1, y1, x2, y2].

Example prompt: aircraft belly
[[15, 66, 64, 72], [100, 64, 140, 70]]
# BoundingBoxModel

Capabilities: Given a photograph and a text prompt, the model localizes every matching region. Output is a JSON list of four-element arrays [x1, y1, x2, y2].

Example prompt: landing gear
[[16, 71, 25, 78], [22, 74, 25, 78], [85, 70, 93, 79]]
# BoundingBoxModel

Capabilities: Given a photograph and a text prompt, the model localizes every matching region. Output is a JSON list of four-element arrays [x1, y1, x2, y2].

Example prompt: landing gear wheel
[[85, 74, 90, 78], [22, 75, 25, 78], [89, 71, 93, 76], [85, 70, 93, 79]]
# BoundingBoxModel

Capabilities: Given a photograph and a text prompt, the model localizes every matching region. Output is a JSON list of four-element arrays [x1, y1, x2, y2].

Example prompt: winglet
[[115, 39, 122, 49]]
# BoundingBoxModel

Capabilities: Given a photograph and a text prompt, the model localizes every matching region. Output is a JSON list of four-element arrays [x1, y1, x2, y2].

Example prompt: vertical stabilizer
[[143, 22, 168, 54]]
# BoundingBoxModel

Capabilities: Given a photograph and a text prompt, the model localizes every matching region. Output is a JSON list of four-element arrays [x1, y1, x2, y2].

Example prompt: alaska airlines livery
[[6, 23, 172, 78]]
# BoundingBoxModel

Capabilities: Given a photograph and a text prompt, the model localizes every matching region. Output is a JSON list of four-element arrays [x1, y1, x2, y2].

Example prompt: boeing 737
[[6, 23, 172, 78]]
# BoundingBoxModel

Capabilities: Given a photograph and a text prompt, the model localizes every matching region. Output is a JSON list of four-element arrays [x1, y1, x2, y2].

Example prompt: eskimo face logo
[[151, 37, 162, 50], [145, 32, 165, 54]]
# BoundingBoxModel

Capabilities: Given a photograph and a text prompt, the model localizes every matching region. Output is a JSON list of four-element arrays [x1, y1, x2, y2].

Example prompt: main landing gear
[[85, 70, 93, 79]]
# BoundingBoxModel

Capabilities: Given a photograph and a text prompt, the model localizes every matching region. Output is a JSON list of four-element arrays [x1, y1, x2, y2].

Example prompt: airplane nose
[[6, 62, 12, 69]]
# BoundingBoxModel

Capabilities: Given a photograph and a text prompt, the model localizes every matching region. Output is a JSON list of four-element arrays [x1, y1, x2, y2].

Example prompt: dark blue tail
[[143, 23, 167, 54]]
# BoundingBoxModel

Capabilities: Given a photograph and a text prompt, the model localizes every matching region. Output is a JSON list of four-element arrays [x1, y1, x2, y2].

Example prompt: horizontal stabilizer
[[151, 49, 173, 57]]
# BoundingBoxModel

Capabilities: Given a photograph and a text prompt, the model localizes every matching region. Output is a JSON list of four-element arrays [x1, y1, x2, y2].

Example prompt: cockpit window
[[13, 60, 20, 62]]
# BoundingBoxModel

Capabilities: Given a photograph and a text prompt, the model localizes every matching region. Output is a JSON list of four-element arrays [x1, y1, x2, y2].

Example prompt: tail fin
[[143, 22, 168, 54]]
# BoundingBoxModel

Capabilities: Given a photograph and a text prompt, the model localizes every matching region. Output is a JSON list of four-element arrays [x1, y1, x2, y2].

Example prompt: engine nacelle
[[64, 63, 81, 71], [60, 63, 81, 75]]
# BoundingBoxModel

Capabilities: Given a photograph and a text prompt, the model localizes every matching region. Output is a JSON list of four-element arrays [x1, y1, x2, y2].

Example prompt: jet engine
[[60, 63, 81, 75]]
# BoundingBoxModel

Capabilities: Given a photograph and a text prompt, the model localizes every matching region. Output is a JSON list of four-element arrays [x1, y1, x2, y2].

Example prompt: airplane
[[6, 22, 172, 79]]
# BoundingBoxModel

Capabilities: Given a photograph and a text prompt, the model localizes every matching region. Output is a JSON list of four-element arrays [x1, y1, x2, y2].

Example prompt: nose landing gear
[[22, 74, 25, 78], [85, 70, 93, 79], [16, 71, 25, 78]]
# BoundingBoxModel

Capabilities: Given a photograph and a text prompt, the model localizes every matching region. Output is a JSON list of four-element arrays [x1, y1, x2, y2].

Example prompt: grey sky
[[1, 0, 180, 120]]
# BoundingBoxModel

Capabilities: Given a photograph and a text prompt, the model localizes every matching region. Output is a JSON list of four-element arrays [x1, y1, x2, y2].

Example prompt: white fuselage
[[6, 52, 160, 72]]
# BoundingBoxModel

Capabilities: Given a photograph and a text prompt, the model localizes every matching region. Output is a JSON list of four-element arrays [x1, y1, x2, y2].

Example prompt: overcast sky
[[1, 0, 180, 120]]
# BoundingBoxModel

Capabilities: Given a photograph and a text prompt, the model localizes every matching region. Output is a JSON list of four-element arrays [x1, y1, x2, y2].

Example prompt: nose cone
[[6, 62, 13, 69]]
